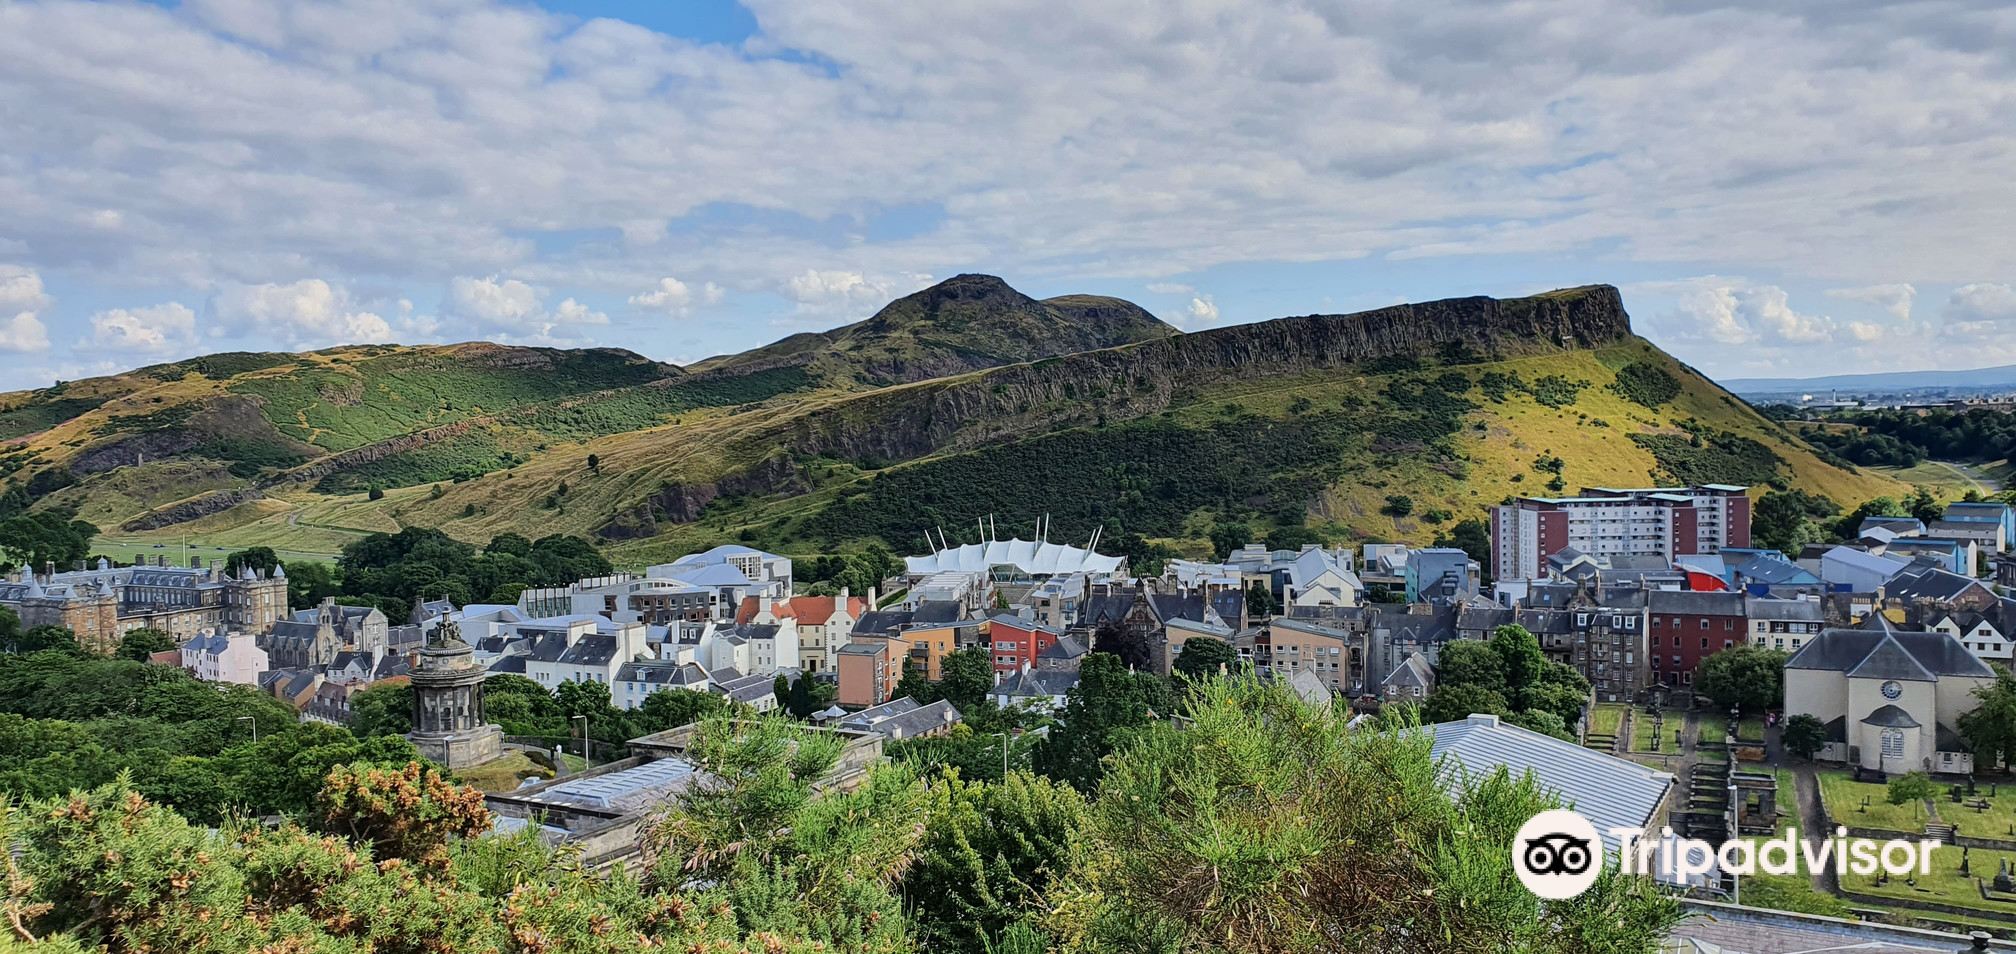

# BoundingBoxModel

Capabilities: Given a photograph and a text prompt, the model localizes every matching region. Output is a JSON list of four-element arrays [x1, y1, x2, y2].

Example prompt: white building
[[1491, 485, 1751, 581], [179, 629, 269, 685], [516, 616, 651, 689], [1783, 623, 1994, 775], [1286, 548, 1363, 609]]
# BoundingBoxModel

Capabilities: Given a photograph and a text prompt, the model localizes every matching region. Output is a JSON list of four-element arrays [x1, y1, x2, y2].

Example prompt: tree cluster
[[1420, 625, 1591, 740]]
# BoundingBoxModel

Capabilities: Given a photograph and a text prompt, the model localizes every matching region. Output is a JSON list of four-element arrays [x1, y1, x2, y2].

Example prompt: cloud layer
[[0, 0, 2013, 383]]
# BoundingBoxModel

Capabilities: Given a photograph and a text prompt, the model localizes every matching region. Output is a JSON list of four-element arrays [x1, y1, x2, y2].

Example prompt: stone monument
[[406, 619, 502, 769]]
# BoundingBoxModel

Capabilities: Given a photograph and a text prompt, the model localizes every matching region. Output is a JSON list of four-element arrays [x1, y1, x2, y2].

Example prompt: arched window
[[1881, 729, 1905, 759]]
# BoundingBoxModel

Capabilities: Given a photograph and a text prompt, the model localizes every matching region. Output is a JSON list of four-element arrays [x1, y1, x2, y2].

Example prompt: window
[[1699, 619, 1710, 630], [1881, 729, 1905, 759]]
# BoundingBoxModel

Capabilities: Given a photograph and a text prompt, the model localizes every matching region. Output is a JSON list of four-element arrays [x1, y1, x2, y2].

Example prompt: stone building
[[262, 597, 390, 670], [0, 558, 287, 654], [406, 621, 502, 769]]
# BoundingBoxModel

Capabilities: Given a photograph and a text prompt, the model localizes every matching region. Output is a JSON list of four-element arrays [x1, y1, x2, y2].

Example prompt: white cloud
[[1145, 282, 1195, 295], [448, 275, 607, 341], [1946, 283, 2016, 324], [89, 302, 197, 353], [1185, 295, 1221, 327], [629, 276, 724, 316], [782, 269, 932, 318], [1846, 321, 1887, 343], [0, 265, 51, 354], [1826, 283, 1916, 321], [1638, 277, 1837, 348], [212, 279, 393, 349]]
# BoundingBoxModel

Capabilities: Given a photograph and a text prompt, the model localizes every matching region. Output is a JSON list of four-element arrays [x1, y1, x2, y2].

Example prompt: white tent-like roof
[[905, 537, 1124, 578]]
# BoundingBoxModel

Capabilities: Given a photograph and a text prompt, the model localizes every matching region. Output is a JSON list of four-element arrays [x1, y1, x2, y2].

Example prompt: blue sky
[[3, 0, 2015, 389]]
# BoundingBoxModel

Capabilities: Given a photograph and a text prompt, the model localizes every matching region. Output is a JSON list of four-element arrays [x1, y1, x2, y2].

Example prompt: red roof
[[737, 594, 867, 625]]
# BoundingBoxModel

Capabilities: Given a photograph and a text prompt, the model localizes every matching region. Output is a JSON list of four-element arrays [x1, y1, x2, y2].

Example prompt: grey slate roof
[[1647, 589, 1746, 616], [911, 600, 965, 624], [996, 668, 1079, 698], [1860, 704, 1921, 729], [1784, 627, 1995, 680], [1745, 597, 1824, 621], [869, 699, 961, 738], [556, 634, 621, 667], [1037, 634, 1087, 660], [486, 655, 528, 674], [1425, 714, 1675, 860], [852, 609, 914, 636], [1384, 652, 1434, 689], [1886, 566, 1988, 604]]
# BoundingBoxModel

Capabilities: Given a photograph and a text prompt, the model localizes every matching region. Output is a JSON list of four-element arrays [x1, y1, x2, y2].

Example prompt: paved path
[[1787, 764, 1840, 895]]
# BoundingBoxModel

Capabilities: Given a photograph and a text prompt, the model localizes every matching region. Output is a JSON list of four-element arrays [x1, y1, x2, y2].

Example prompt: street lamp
[[572, 714, 590, 767], [235, 715, 257, 744]]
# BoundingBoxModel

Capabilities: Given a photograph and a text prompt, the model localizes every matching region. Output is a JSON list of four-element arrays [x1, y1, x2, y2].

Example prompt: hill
[[690, 273, 1177, 387], [3, 279, 1904, 564]]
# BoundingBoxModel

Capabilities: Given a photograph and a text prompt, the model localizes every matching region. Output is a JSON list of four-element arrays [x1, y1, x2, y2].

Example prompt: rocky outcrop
[[628, 286, 1632, 531], [770, 285, 1631, 466], [121, 488, 265, 532], [270, 419, 486, 485], [597, 454, 810, 539]]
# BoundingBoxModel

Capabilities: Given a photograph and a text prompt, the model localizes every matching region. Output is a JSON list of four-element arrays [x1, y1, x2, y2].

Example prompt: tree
[[1208, 520, 1251, 560], [1906, 486, 1943, 526], [905, 771, 1086, 954], [0, 606, 17, 650], [316, 760, 491, 868], [1835, 496, 1900, 540], [1886, 771, 1937, 814], [1049, 676, 1679, 952], [1434, 640, 1507, 695], [282, 560, 339, 609], [895, 656, 940, 704], [223, 547, 279, 579], [1033, 653, 1171, 791], [1506, 708, 1573, 741], [1752, 489, 1839, 555], [938, 648, 996, 714], [14, 626, 79, 655], [1172, 637, 1240, 681], [1489, 624, 1548, 702], [1782, 713, 1828, 761], [1959, 667, 2016, 772], [1381, 494, 1414, 517], [1693, 646, 1787, 714], [366, 484, 385, 501], [1244, 580, 1278, 618], [346, 681, 414, 737], [1419, 683, 1512, 724], [636, 687, 728, 734], [586, 453, 601, 474], [116, 628, 177, 661], [1090, 620, 1154, 673]]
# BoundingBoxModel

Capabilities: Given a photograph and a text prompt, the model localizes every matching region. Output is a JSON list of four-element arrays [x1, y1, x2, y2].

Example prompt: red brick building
[[1646, 590, 1748, 685], [986, 614, 1062, 673]]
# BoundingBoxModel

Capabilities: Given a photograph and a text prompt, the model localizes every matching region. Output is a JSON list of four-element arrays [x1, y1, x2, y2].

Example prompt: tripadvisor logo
[[1512, 809, 1944, 899]]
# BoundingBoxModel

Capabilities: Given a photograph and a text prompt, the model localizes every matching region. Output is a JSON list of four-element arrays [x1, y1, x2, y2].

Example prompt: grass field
[[1696, 716, 1768, 746], [1818, 772, 1935, 834], [1588, 704, 1627, 737], [1871, 459, 2009, 498], [1631, 710, 1674, 753], [1932, 785, 2016, 844], [1731, 770, 1856, 917], [452, 751, 554, 793]]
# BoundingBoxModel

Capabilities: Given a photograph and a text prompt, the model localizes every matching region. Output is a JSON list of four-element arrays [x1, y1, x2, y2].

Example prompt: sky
[[3, 0, 2016, 391]]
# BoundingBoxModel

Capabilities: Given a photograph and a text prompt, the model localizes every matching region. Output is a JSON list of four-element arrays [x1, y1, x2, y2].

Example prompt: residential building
[[519, 573, 719, 624], [1942, 501, 2014, 551], [1782, 623, 1994, 775], [838, 697, 962, 740], [1926, 600, 2016, 665], [994, 666, 1078, 712], [1883, 564, 1999, 615], [179, 629, 269, 685], [1646, 589, 1747, 685], [518, 617, 651, 689], [1818, 546, 1909, 593], [836, 640, 894, 708], [1997, 553, 2016, 590], [986, 614, 1063, 673], [1026, 572, 1091, 631], [1505, 586, 1650, 703], [1380, 651, 1434, 701], [0, 558, 287, 655], [1491, 484, 1752, 581], [1403, 548, 1480, 605], [1258, 616, 1360, 695], [1036, 633, 1087, 672], [651, 544, 793, 600], [1745, 597, 1827, 654], [1285, 547, 1363, 608], [750, 589, 868, 676]]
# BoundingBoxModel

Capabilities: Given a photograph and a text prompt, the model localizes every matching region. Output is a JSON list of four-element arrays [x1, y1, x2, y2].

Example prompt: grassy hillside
[[12, 280, 1903, 566]]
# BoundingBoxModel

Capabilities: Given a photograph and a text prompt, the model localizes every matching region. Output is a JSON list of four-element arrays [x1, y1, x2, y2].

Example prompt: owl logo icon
[[1512, 809, 1605, 899]]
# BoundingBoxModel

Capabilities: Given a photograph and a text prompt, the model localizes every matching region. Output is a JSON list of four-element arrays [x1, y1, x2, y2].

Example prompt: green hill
[[2, 278, 1903, 563]]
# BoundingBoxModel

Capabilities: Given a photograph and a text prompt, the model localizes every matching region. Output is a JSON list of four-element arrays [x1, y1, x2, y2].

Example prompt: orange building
[[836, 640, 894, 708]]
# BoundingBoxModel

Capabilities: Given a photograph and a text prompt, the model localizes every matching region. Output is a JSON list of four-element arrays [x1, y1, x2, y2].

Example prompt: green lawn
[[1732, 771, 1854, 917], [1840, 853, 2016, 921], [1933, 785, 2016, 844], [1696, 715, 1769, 746], [1588, 704, 1626, 737], [1630, 710, 1672, 753], [1818, 772, 1935, 835]]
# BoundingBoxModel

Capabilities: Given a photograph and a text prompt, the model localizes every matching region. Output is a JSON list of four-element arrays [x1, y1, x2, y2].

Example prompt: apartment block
[[1491, 484, 1751, 581]]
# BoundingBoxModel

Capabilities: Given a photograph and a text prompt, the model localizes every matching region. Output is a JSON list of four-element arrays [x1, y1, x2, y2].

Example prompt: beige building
[[1783, 622, 1994, 775]]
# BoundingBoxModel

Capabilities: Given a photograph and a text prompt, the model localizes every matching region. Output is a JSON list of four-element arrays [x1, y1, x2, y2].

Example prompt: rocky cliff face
[[596, 286, 1630, 537]]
